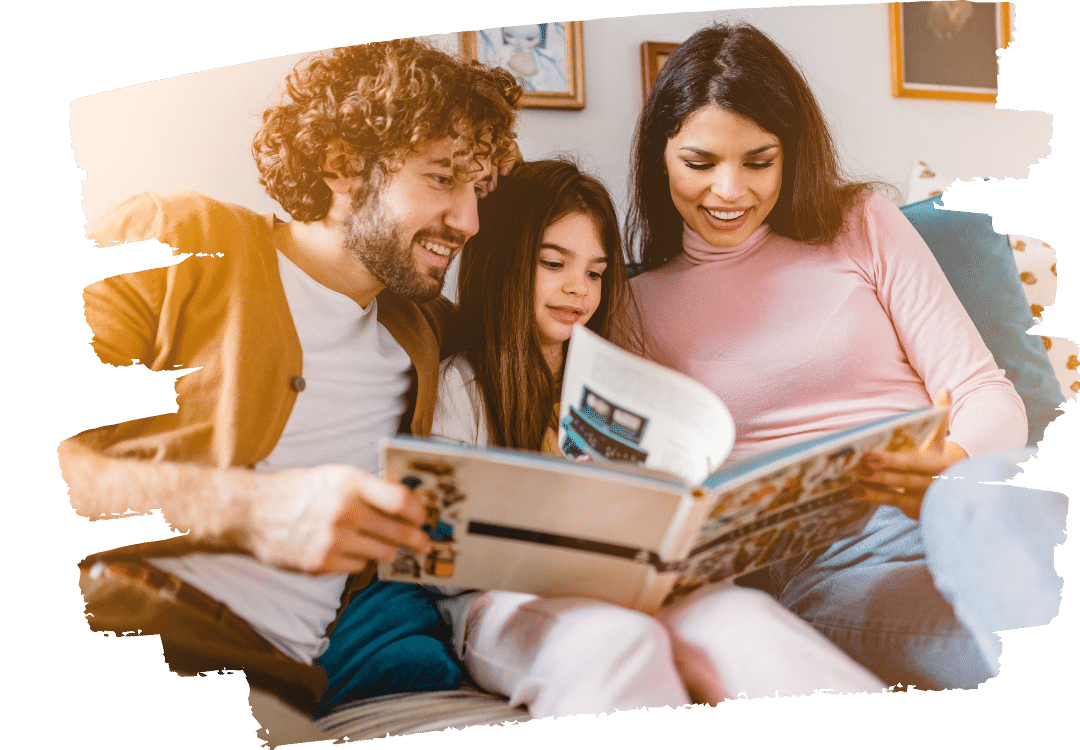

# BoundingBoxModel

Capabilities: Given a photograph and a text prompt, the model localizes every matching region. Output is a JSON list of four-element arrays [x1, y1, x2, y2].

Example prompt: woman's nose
[[710, 167, 742, 202]]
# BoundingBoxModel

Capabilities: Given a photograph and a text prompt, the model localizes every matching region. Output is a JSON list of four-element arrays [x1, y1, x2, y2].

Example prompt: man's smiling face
[[344, 136, 493, 301]]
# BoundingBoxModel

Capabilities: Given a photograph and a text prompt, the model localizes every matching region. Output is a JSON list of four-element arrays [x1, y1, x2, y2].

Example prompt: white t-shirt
[[151, 251, 413, 663], [430, 354, 489, 447]]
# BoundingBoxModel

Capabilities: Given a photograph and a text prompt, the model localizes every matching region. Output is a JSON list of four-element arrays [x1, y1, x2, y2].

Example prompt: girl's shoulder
[[439, 352, 477, 385], [433, 353, 489, 447]]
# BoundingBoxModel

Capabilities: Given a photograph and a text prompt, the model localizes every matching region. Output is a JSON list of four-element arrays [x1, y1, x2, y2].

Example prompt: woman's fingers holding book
[[851, 481, 923, 520], [853, 439, 969, 520]]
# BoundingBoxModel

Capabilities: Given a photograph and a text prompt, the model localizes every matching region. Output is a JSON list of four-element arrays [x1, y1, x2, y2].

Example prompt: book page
[[377, 438, 691, 611], [557, 326, 735, 483], [663, 407, 948, 604]]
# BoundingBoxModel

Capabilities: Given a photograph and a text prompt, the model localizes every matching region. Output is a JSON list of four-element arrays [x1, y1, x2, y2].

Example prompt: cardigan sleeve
[[860, 194, 1027, 456], [83, 193, 178, 368]]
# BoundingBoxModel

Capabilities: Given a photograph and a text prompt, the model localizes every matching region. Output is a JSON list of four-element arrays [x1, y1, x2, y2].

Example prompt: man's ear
[[319, 141, 354, 195]]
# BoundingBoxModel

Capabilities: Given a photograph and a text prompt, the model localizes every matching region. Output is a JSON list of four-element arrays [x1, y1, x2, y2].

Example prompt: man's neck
[[273, 219, 384, 308]]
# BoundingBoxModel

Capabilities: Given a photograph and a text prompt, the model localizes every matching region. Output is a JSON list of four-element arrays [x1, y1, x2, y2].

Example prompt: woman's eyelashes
[[682, 160, 775, 171]]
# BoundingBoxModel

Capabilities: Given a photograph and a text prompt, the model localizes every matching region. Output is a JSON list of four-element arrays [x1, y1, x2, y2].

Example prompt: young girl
[[430, 159, 884, 719], [623, 23, 1042, 689]]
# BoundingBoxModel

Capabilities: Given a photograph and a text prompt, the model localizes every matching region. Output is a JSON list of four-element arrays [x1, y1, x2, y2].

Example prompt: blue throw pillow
[[900, 195, 1062, 444]]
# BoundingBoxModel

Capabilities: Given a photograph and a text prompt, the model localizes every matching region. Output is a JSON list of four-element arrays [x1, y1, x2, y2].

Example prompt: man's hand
[[246, 465, 432, 574], [852, 390, 966, 520]]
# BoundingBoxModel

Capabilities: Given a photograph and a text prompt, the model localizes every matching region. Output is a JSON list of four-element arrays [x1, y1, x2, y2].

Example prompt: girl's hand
[[852, 390, 966, 520]]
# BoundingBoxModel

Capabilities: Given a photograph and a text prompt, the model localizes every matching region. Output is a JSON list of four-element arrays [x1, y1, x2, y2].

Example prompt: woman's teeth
[[706, 208, 748, 221]]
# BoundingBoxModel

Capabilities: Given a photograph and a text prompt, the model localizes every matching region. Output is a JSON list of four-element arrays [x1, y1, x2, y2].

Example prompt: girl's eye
[[683, 161, 712, 171], [745, 161, 775, 171], [539, 259, 562, 270], [587, 270, 604, 280]]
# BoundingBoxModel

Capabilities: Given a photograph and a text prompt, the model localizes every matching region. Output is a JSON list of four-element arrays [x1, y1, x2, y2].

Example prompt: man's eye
[[430, 175, 454, 187]]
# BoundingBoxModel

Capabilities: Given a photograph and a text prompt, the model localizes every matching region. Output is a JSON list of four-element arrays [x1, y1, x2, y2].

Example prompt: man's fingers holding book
[[245, 464, 429, 574]]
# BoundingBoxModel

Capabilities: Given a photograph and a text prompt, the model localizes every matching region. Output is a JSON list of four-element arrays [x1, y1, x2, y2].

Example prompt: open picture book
[[379, 327, 947, 613]]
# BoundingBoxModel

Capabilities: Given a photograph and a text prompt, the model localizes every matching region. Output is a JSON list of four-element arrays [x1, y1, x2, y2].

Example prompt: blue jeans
[[748, 448, 1066, 690]]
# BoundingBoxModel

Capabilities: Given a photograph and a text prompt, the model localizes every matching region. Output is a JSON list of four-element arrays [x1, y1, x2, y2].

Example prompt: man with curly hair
[[59, 38, 521, 714]]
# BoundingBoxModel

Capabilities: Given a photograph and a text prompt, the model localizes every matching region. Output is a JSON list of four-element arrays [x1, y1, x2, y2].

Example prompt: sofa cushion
[[900, 195, 1062, 444]]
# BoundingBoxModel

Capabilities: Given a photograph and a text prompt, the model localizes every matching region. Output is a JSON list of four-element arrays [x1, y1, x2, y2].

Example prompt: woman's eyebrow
[[678, 143, 780, 157], [745, 143, 780, 156]]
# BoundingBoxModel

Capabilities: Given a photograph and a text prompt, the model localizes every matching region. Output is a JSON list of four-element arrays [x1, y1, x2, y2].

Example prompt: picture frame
[[640, 41, 680, 100], [461, 22, 585, 110], [889, 2, 1011, 102]]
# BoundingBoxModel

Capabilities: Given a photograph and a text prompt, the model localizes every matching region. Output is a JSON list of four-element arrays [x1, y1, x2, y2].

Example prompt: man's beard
[[343, 185, 459, 302]]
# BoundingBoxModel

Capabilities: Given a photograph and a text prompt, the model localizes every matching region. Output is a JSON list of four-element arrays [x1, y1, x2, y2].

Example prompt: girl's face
[[663, 104, 783, 248], [534, 211, 607, 366]]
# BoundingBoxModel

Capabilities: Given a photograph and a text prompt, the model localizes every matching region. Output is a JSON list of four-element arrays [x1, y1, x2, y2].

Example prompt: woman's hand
[[852, 390, 966, 520]]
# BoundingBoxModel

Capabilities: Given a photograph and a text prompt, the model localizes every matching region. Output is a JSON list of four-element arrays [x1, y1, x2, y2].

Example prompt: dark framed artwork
[[889, 2, 1011, 102], [640, 41, 680, 100], [461, 22, 585, 109]]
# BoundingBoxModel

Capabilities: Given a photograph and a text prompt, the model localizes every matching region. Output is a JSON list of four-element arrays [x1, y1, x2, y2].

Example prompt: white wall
[[73, 3, 1051, 226]]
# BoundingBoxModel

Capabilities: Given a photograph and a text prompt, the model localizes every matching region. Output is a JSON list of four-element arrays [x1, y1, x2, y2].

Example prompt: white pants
[[437, 582, 885, 719]]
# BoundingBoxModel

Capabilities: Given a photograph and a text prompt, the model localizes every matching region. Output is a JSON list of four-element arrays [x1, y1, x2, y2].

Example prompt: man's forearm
[[58, 434, 431, 573], [58, 435, 252, 545]]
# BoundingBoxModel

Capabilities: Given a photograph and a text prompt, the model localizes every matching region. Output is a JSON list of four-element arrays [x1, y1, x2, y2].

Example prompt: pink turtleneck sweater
[[629, 192, 1027, 462]]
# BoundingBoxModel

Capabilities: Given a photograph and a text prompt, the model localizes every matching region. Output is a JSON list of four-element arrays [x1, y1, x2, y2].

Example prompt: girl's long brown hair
[[457, 159, 628, 450]]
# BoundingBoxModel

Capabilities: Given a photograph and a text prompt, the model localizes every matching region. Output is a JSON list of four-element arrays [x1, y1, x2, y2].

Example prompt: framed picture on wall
[[640, 41, 680, 100], [889, 2, 1011, 102], [461, 22, 585, 109]]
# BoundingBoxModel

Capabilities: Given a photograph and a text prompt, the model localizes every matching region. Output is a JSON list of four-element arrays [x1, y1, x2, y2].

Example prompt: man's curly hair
[[253, 38, 522, 221]]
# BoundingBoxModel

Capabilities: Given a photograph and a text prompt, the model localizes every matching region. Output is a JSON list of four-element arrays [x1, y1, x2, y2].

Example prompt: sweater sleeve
[[860, 194, 1027, 455], [83, 193, 177, 368], [430, 355, 490, 447]]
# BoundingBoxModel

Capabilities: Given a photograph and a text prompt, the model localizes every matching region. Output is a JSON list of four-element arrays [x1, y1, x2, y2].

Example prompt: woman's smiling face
[[663, 105, 783, 248]]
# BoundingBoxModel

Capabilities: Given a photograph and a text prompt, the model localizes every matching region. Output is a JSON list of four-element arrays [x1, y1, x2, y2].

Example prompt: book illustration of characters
[[886, 425, 917, 452], [665, 497, 872, 606], [387, 460, 466, 579], [706, 456, 816, 522], [561, 386, 650, 463]]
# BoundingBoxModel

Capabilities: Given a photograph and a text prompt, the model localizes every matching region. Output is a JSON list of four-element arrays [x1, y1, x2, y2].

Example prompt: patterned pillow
[[906, 160, 950, 204], [1010, 235, 1079, 399]]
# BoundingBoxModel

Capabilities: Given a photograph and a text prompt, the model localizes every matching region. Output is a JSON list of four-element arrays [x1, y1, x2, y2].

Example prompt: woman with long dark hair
[[429, 159, 885, 719], [624, 23, 1031, 689]]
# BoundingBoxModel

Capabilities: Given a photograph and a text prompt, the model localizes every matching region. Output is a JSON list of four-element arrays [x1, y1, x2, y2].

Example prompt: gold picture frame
[[461, 22, 585, 110], [641, 41, 680, 101], [889, 2, 1011, 102]]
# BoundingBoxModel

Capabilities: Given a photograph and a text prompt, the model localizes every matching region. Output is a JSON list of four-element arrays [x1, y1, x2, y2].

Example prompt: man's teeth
[[706, 208, 748, 221], [420, 240, 453, 257]]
